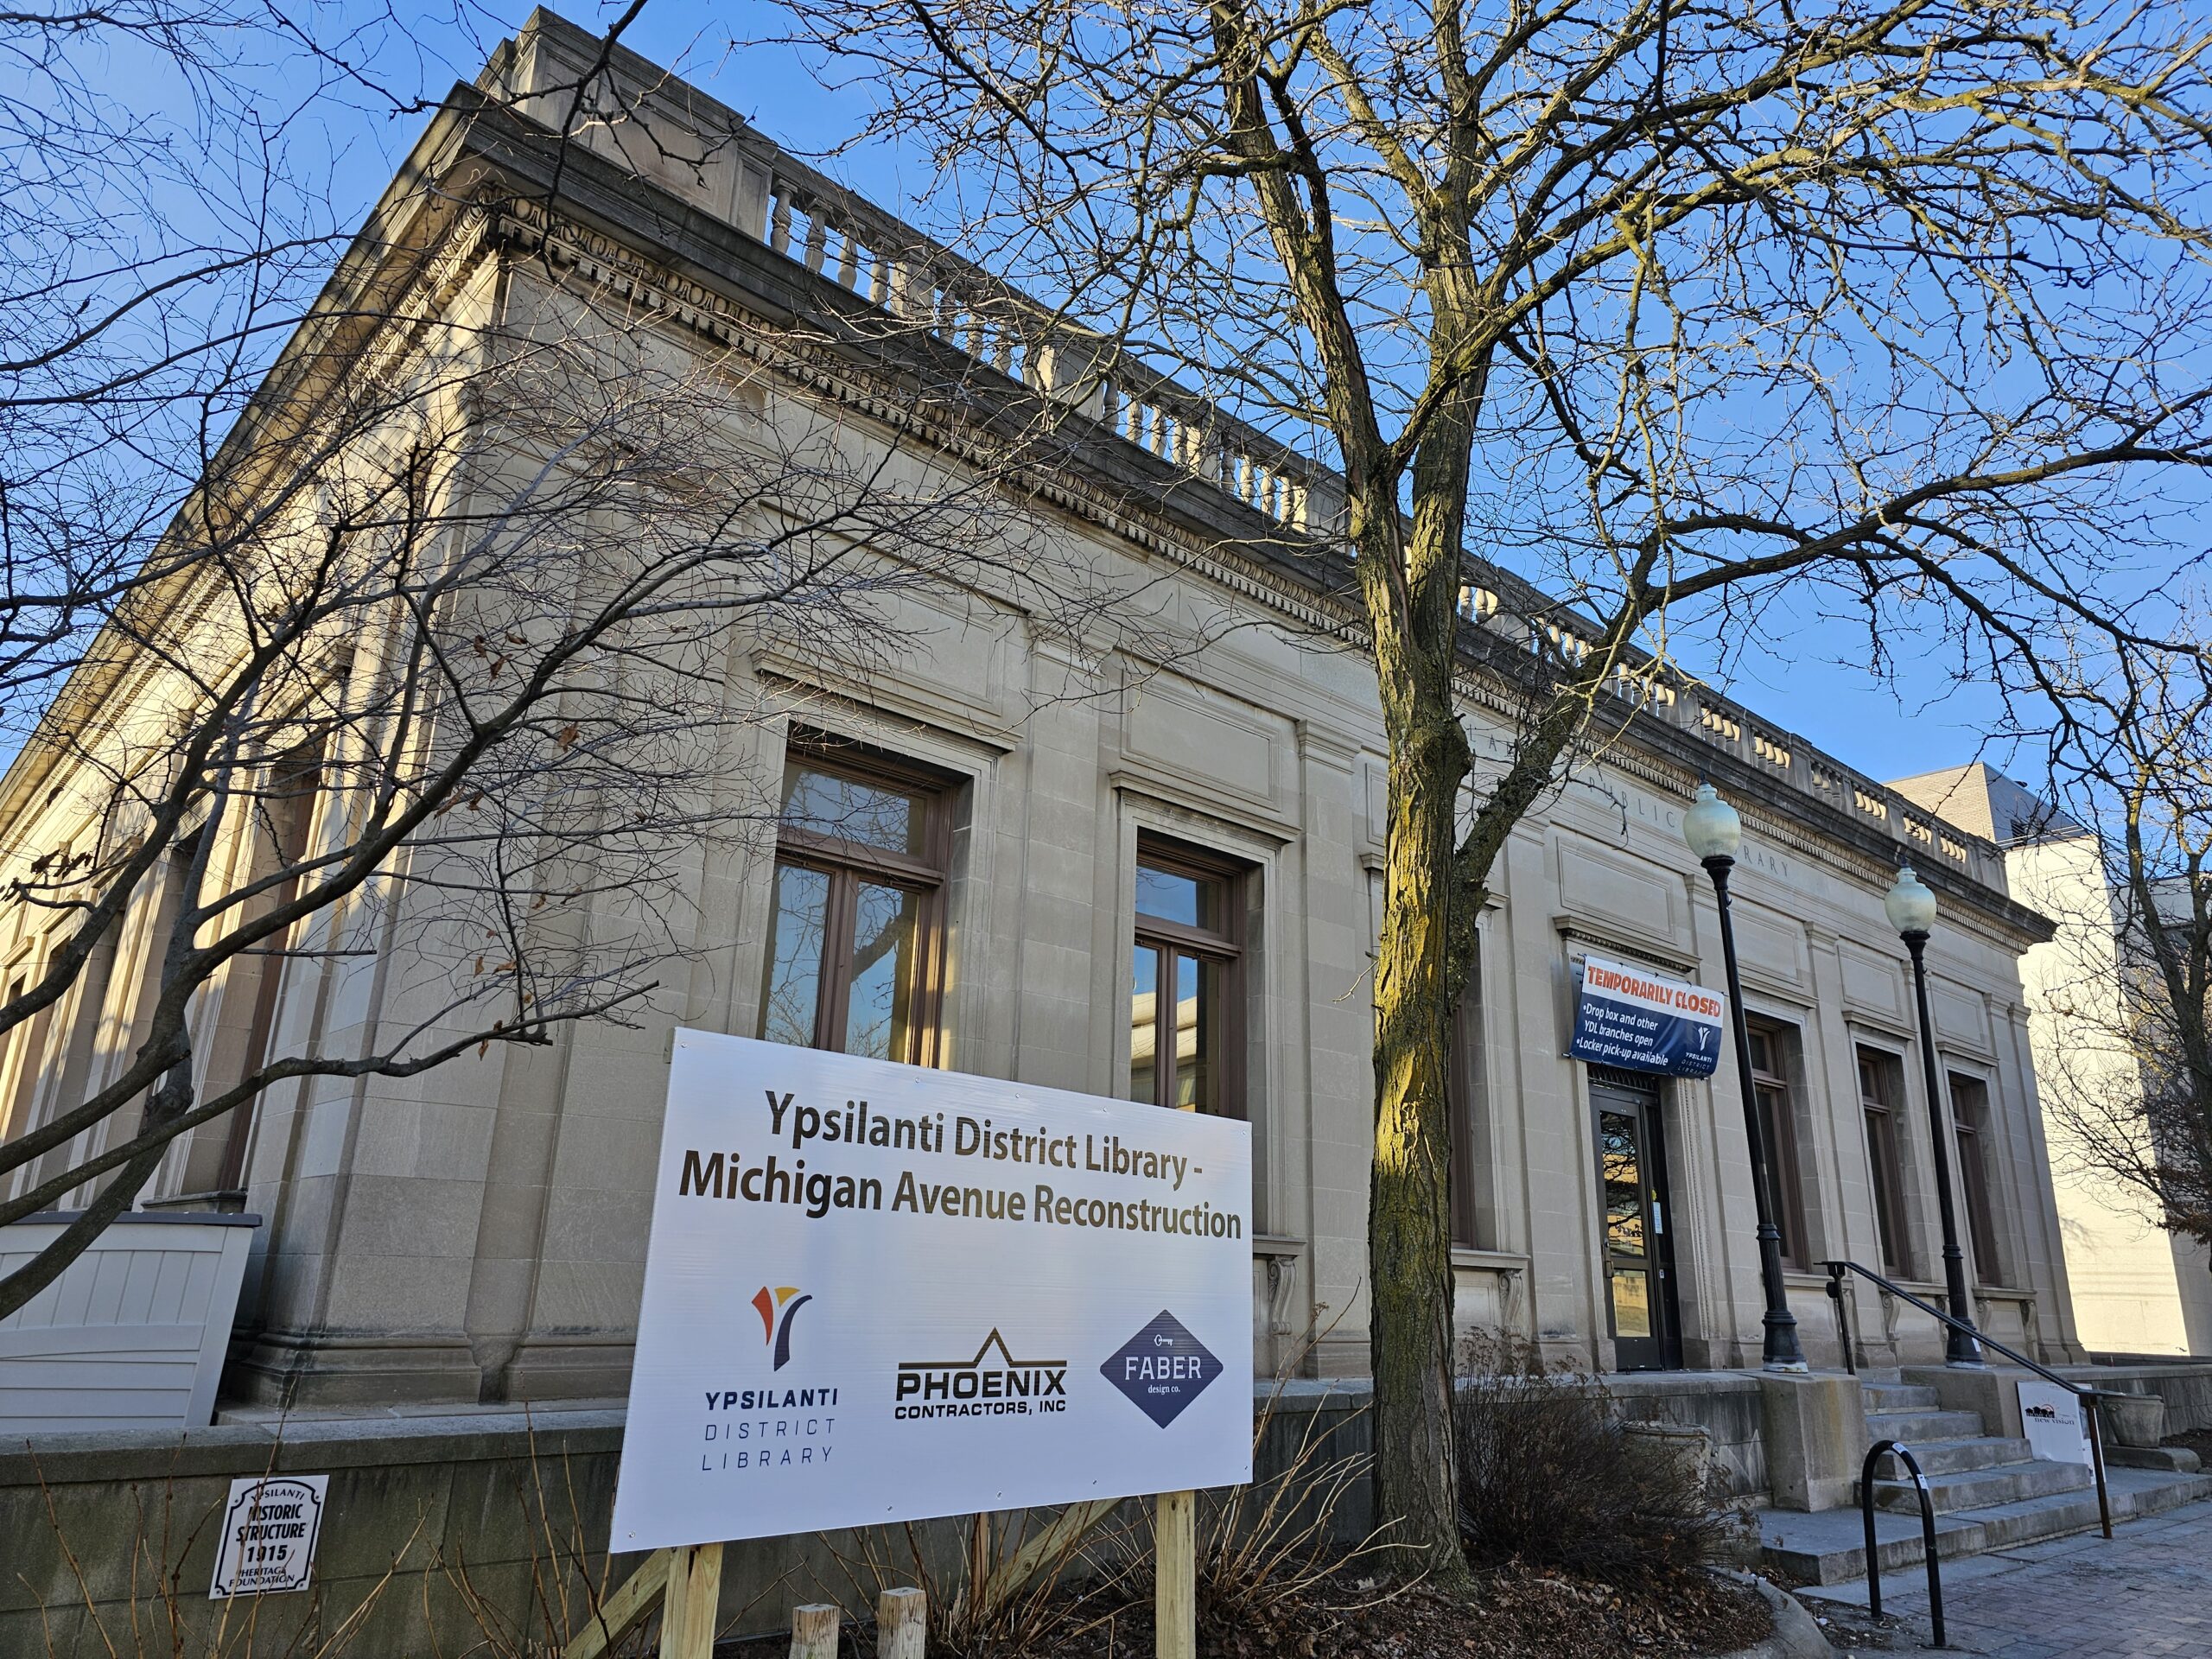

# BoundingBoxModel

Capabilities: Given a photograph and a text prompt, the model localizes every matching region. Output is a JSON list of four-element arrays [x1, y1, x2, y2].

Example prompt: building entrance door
[[1592, 1071, 1682, 1370]]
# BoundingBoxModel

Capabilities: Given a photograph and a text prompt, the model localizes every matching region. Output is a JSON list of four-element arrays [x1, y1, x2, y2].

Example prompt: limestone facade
[[0, 12, 2084, 1406]]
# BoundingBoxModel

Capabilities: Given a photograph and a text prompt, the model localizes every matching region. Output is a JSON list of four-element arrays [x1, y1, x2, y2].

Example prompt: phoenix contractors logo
[[894, 1329, 1070, 1421], [752, 1285, 811, 1370]]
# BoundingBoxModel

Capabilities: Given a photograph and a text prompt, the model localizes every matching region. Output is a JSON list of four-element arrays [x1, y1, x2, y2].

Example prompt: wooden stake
[[658, 1543, 724, 1659], [561, 1548, 674, 1659], [791, 1603, 842, 1659], [982, 1496, 1120, 1609], [1154, 1491, 1196, 1659], [876, 1586, 926, 1658], [968, 1513, 990, 1626]]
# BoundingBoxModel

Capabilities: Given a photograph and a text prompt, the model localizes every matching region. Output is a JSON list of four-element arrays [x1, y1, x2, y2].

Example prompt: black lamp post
[[1885, 864, 1986, 1368], [1685, 784, 1808, 1372]]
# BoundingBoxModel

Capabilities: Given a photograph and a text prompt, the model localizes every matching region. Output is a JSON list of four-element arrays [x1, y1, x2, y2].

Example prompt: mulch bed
[[1197, 1567, 1774, 1659], [1194, 1574, 1760, 1659], [726, 1567, 1773, 1658]]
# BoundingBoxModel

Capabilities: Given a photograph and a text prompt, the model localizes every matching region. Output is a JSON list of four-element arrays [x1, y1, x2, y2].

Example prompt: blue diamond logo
[[1101, 1310, 1220, 1427]]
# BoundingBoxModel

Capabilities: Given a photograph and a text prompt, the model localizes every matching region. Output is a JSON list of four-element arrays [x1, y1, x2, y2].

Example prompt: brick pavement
[[1796, 1495, 2212, 1656]]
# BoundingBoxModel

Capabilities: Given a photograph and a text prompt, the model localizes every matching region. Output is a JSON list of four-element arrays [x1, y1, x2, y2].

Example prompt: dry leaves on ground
[[747, 1564, 1774, 1659]]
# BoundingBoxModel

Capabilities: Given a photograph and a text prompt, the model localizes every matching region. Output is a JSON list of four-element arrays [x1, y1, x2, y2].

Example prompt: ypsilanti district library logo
[[750, 1284, 810, 1370], [894, 1329, 1070, 1421], [697, 1283, 836, 1476]]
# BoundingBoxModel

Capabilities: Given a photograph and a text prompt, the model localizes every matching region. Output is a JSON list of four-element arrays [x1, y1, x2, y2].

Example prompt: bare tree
[[0, 254, 1097, 1313], [0, 0, 689, 743], [2032, 649, 2212, 1271], [773, 0, 2212, 1576], [0, 8, 1145, 1317]]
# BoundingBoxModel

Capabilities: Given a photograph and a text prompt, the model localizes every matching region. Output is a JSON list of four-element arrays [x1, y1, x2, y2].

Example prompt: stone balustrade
[[483, 18, 2012, 899]]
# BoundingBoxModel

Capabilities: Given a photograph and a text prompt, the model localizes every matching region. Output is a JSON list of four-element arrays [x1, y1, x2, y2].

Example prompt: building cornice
[[454, 75, 2052, 944], [0, 67, 2056, 957]]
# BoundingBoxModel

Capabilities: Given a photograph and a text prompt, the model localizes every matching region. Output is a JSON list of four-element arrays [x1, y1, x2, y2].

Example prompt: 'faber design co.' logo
[[751, 1285, 811, 1370], [1102, 1310, 1221, 1427]]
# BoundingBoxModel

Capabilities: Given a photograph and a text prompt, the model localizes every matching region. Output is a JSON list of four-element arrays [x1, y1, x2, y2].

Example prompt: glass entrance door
[[1593, 1074, 1681, 1370]]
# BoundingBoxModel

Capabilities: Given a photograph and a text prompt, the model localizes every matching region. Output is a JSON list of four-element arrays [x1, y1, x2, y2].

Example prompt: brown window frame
[[1129, 836, 1246, 1117], [1858, 1046, 1914, 1279], [214, 747, 326, 1191], [1947, 1071, 2005, 1286], [759, 741, 952, 1067], [1748, 1020, 1811, 1269], [0, 957, 38, 1147], [1447, 959, 1488, 1249]]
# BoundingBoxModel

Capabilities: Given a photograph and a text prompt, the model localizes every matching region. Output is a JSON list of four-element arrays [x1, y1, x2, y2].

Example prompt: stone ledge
[[0, 1408, 627, 1487], [1606, 1370, 1769, 1398], [4, 1369, 1777, 1484], [6, 1382, 1371, 1486], [2107, 1445, 2202, 1473]]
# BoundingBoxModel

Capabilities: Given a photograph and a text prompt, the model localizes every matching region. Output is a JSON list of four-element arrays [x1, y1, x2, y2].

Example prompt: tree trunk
[[1368, 696, 1473, 1588]]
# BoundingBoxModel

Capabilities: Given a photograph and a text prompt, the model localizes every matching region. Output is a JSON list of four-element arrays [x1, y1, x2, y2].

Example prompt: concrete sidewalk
[[1796, 1494, 2212, 1655]]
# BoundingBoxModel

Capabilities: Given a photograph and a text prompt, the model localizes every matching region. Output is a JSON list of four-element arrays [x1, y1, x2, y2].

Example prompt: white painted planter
[[0, 1211, 258, 1433]]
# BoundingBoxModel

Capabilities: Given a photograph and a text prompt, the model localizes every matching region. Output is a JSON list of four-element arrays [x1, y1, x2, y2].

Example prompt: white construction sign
[[209, 1474, 327, 1597], [609, 1031, 1254, 1550], [2018, 1379, 2093, 1466]]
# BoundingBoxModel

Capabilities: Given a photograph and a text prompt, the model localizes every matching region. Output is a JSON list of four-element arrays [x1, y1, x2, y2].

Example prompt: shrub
[[1198, 1370, 1392, 1621], [1452, 1330, 1723, 1579]]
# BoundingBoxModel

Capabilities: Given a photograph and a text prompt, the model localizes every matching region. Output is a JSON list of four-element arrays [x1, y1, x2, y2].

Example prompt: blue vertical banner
[[1571, 956, 1726, 1078]]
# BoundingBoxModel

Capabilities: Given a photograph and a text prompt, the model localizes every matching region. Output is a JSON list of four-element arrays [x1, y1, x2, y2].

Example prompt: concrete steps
[[1871, 1457, 2093, 1515], [1861, 1382, 1942, 1412], [1866, 1407, 1983, 1443], [1762, 1465, 2212, 1583], [1762, 1370, 2212, 1585], [1870, 1434, 2032, 1478]]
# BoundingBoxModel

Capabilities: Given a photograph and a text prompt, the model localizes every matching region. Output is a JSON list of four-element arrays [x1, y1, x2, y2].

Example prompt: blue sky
[[92, 0, 2102, 792]]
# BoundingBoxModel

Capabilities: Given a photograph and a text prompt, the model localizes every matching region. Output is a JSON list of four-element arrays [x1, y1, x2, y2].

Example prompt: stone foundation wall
[[0, 1370, 1792, 1654], [0, 1384, 1382, 1656], [3, 1410, 628, 1657]]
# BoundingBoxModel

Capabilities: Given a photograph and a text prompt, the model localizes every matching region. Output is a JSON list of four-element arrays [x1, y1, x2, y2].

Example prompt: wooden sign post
[[561, 1554, 934, 1659], [661, 1544, 726, 1658], [791, 1604, 841, 1658], [877, 1586, 927, 1658], [1154, 1490, 1196, 1659], [559, 1543, 721, 1659]]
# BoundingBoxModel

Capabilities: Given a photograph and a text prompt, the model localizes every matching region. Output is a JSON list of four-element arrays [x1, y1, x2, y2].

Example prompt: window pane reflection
[[1131, 842, 1241, 1116], [1599, 1112, 1644, 1255], [845, 881, 922, 1061], [1610, 1268, 1652, 1338], [781, 763, 925, 855], [1129, 947, 1159, 1104], [1173, 954, 1221, 1113], [1135, 861, 1220, 929], [760, 863, 830, 1047]]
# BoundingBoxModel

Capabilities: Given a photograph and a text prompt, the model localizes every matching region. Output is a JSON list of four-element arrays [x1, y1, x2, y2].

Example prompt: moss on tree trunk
[[1368, 696, 1475, 1588]]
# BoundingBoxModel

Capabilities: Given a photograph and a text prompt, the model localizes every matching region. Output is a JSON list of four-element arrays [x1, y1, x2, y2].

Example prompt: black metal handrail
[[1825, 1258, 2113, 1540], [1861, 1440, 1945, 1647]]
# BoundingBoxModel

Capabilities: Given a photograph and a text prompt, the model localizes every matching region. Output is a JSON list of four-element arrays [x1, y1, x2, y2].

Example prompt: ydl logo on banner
[[750, 1285, 811, 1370]]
